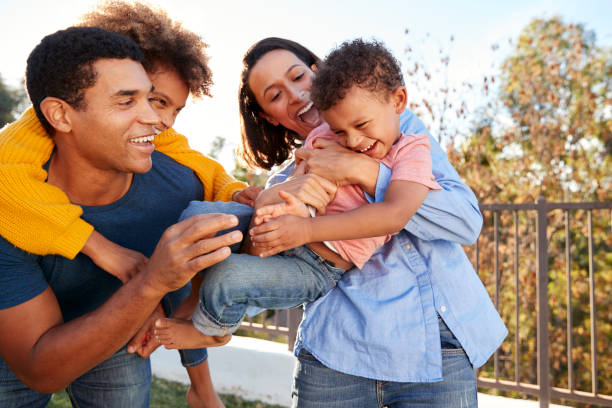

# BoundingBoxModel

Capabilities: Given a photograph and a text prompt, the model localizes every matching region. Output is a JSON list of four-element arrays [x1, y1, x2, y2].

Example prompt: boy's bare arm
[[82, 230, 147, 283], [250, 180, 429, 256]]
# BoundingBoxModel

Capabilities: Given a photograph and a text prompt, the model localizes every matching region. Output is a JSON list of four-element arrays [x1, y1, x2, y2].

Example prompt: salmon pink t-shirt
[[303, 123, 441, 268]]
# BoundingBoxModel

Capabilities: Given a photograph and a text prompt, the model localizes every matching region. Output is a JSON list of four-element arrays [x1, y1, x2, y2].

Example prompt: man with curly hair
[[0, 3, 254, 407]]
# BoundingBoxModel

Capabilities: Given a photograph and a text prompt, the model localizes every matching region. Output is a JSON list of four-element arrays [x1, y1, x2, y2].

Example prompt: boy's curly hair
[[79, 1, 212, 98], [311, 39, 404, 111]]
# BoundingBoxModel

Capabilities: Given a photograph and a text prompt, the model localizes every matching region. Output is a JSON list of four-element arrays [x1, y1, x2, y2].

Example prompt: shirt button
[[404, 244, 411, 250], [440, 306, 447, 313]]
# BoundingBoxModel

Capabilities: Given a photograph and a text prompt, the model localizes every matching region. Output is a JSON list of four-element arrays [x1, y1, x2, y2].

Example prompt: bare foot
[[154, 318, 231, 349], [187, 385, 225, 408]]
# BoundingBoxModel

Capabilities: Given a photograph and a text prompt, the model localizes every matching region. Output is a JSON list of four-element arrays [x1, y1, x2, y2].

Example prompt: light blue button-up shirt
[[267, 110, 507, 382]]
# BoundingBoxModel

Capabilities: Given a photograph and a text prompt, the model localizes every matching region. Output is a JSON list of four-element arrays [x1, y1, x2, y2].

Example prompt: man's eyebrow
[[112, 85, 154, 97]]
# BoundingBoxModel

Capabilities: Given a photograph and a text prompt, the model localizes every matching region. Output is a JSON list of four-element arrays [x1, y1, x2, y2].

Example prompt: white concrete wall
[[150, 336, 568, 408]]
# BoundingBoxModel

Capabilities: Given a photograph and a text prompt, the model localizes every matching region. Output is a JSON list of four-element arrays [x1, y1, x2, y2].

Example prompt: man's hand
[[232, 185, 263, 207], [142, 213, 242, 295], [249, 214, 312, 257], [254, 190, 309, 225]]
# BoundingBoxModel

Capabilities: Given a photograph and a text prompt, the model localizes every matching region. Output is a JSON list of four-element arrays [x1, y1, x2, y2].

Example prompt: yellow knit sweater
[[0, 107, 246, 259]]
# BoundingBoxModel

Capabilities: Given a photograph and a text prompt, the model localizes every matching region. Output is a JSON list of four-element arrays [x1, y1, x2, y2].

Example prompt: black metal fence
[[239, 199, 612, 407]]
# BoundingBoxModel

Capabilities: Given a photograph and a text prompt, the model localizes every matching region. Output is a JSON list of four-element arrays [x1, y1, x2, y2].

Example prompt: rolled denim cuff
[[192, 303, 241, 336]]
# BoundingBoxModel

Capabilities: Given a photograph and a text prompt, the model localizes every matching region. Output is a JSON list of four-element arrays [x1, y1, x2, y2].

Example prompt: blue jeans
[[291, 318, 477, 408], [193, 245, 346, 336], [0, 347, 150, 408]]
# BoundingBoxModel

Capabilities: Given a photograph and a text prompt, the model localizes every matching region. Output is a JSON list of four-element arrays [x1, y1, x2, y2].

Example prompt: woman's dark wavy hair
[[238, 37, 320, 170]]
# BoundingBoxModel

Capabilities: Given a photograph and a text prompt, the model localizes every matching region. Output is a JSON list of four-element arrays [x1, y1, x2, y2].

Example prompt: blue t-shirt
[[0, 151, 203, 322]]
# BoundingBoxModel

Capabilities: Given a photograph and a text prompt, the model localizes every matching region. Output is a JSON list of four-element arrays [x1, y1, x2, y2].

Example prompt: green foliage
[[0, 75, 26, 128]]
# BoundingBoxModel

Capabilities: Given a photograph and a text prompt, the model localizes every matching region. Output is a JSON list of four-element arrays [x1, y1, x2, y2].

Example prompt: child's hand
[[249, 214, 312, 257], [232, 186, 263, 207], [83, 230, 147, 283], [127, 304, 165, 358], [254, 190, 309, 225]]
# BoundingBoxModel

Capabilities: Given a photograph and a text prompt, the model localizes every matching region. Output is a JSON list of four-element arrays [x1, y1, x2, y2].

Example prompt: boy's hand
[[254, 190, 309, 225], [232, 186, 263, 207], [249, 214, 312, 257], [127, 304, 165, 358], [83, 230, 147, 283]]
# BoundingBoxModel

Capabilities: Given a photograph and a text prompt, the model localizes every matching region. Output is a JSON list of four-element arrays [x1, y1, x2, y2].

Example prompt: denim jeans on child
[[291, 317, 477, 408], [0, 347, 150, 408], [180, 200, 346, 336], [192, 245, 346, 335]]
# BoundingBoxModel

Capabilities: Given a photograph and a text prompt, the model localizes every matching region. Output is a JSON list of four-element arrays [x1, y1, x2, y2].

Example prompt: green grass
[[47, 376, 284, 407]]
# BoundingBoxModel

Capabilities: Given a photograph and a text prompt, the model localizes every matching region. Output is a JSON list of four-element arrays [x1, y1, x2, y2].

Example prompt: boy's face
[[321, 85, 407, 160]]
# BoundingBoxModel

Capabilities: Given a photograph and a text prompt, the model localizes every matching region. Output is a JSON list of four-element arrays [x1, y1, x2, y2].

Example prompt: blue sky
[[1, 0, 610, 169]]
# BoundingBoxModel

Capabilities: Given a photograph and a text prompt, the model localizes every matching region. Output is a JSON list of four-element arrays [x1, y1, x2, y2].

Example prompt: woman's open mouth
[[296, 101, 321, 127]]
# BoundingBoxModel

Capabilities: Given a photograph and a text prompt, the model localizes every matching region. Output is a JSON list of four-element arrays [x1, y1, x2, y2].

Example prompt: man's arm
[[0, 213, 241, 393]]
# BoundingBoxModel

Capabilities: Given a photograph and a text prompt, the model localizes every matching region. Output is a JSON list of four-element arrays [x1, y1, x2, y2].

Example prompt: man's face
[[67, 58, 160, 174]]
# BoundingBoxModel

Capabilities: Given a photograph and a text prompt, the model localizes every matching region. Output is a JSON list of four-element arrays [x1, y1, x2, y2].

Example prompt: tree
[[449, 17, 611, 203], [0, 75, 27, 128], [441, 17, 612, 400]]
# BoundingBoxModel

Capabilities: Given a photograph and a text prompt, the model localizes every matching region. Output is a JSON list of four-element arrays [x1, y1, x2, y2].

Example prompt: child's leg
[[195, 246, 345, 335], [185, 361, 225, 408]]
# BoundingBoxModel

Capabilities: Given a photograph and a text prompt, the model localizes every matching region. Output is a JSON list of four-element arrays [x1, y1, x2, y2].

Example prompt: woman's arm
[[371, 110, 483, 245]]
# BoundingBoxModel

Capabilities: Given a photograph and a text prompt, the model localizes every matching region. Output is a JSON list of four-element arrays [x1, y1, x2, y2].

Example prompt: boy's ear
[[39, 97, 73, 133], [258, 111, 279, 126], [392, 86, 408, 114]]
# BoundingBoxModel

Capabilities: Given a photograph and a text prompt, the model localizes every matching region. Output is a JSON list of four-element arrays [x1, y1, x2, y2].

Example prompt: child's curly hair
[[79, 1, 212, 98], [311, 39, 404, 111]]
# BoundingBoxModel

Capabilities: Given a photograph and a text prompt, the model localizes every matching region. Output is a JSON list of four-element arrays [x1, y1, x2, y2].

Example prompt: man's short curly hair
[[26, 26, 143, 134], [311, 39, 404, 111], [79, 1, 212, 98]]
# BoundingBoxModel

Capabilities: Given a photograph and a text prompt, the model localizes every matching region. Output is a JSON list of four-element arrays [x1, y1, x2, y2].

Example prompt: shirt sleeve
[[373, 109, 482, 245], [388, 134, 441, 190], [0, 236, 48, 310]]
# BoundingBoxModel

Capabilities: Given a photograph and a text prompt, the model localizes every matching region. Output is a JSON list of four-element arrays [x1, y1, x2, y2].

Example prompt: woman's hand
[[295, 138, 380, 195], [232, 185, 263, 207], [255, 173, 337, 215]]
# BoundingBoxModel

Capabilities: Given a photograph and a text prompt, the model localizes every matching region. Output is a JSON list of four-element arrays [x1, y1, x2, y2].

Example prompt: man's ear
[[258, 111, 279, 126], [392, 86, 408, 114], [39, 97, 72, 133]]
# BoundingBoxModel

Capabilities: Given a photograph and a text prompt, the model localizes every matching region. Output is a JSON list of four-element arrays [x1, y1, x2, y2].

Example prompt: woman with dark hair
[[235, 37, 506, 407]]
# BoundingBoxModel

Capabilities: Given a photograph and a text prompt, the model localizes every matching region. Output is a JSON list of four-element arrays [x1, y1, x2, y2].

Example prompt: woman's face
[[248, 49, 322, 138], [147, 67, 189, 132]]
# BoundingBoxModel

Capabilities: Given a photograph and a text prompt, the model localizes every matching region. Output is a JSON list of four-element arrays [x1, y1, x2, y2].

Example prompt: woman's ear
[[392, 86, 408, 114], [39, 97, 72, 133], [258, 111, 279, 126], [311, 64, 318, 72]]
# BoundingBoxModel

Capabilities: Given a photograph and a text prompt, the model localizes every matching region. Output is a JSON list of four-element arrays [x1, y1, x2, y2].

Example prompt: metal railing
[[239, 198, 612, 407], [475, 199, 612, 407]]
